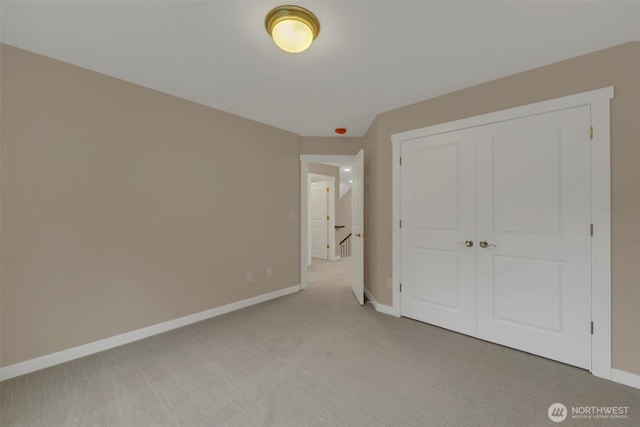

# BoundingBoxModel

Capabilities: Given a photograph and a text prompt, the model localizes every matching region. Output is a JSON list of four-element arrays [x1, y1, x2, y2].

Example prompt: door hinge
[[589, 126, 593, 140], [591, 321, 594, 335], [326, 187, 330, 192], [399, 220, 402, 228], [326, 244, 330, 249], [590, 223, 594, 236], [399, 156, 402, 165], [400, 283, 402, 292], [326, 216, 330, 221]]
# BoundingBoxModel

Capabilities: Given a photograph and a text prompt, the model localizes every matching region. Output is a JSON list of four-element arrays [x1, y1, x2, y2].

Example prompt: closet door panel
[[476, 105, 592, 369], [400, 130, 477, 336]]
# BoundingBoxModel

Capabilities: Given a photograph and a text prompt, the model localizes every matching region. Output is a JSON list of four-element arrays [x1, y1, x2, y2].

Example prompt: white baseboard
[[611, 368, 640, 389], [0, 284, 300, 382], [364, 288, 395, 316]]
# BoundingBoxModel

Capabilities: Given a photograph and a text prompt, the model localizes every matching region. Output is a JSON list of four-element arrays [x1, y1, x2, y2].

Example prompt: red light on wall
[[335, 128, 347, 134]]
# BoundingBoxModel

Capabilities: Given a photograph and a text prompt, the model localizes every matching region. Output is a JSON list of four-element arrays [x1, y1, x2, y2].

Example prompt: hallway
[[308, 258, 352, 291]]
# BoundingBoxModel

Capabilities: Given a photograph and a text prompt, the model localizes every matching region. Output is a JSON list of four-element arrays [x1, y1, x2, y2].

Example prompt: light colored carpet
[[1, 257, 638, 426]]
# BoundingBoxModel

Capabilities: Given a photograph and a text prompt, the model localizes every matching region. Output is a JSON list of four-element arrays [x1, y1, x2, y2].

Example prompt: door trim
[[301, 154, 358, 290], [391, 86, 614, 380]]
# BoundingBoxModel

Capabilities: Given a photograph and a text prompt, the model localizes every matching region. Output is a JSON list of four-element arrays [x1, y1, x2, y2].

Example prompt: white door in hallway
[[400, 129, 478, 336], [311, 181, 329, 260], [476, 105, 592, 369], [351, 149, 365, 305], [400, 105, 592, 369]]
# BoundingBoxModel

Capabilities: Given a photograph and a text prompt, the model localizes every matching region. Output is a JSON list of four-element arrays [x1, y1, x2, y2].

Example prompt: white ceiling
[[1, 1, 639, 137]]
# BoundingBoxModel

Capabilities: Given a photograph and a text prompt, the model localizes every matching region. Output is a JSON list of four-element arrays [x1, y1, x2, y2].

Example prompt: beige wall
[[308, 163, 339, 186], [363, 41, 640, 374], [0, 43, 3, 369], [300, 136, 362, 156], [2, 40, 639, 376], [0, 44, 301, 366]]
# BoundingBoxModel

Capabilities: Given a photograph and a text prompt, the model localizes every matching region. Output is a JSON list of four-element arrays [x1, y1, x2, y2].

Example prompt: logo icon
[[548, 403, 568, 423]]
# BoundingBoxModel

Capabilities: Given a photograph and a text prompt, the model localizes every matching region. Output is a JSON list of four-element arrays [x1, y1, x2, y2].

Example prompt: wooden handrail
[[340, 233, 351, 258]]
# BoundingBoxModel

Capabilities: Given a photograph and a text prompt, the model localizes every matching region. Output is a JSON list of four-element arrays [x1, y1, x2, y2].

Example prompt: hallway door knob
[[456, 240, 473, 247], [354, 233, 361, 237], [479, 240, 496, 248]]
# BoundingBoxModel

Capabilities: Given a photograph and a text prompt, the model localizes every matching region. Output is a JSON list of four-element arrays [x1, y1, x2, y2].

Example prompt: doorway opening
[[307, 164, 351, 286], [301, 151, 364, 304]]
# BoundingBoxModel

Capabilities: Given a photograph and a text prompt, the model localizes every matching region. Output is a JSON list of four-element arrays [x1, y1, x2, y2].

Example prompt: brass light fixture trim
[[265, 5, 320, 53]]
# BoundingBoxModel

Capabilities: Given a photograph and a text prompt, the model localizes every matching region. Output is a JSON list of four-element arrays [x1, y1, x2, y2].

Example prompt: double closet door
[[400, 105, 592, 370]]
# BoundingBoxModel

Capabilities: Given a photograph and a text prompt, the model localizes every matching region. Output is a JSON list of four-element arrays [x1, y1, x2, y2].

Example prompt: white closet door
[[476, 105, 592, 369], [400, 129, 477, 336]]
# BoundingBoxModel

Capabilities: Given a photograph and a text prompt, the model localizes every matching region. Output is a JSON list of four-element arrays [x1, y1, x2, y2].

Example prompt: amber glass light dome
[[265, 5, 320, 53]]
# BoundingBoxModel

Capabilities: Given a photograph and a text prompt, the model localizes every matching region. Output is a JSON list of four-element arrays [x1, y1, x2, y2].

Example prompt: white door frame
[[391, 87, 614, 380], [301, 155, 357, 290], [308, 174, 336, 263]]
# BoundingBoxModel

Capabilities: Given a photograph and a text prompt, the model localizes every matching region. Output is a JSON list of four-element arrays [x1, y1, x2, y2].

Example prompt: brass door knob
[[354, 233, 361, 237], [479, 241, 497, 248], [457, 240, 473, 247]]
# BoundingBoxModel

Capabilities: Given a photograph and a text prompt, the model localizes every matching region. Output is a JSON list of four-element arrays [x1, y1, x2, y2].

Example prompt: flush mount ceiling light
[[265, 5, 320, 53]]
